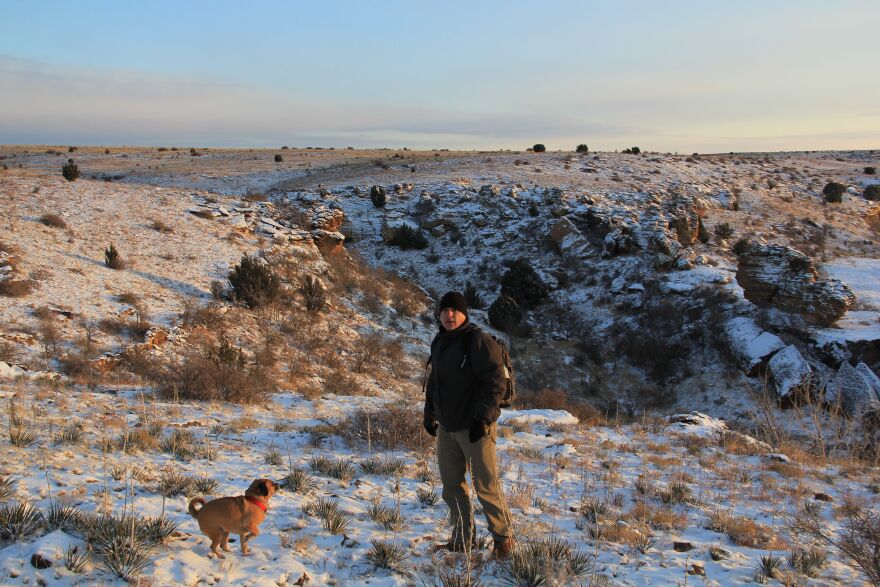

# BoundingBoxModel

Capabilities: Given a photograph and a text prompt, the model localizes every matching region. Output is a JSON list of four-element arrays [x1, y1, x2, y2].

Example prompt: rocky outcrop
[[723, 316, 786, 376], [825, 362, 880, 416], [736, 244, 856, 326], [768, 345, 812, 399], [549, 217, 590, 258]]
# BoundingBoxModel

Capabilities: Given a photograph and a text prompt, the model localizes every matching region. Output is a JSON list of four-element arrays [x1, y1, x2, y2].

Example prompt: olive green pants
[[437, 423, 512, 545]]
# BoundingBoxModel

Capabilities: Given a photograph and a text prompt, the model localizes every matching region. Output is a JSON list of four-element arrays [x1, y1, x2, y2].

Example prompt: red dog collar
[[245, 495, 268, 512]]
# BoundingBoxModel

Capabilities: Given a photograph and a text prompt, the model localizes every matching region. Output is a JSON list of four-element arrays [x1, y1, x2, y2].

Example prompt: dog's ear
[[259, 480, 270, 496]]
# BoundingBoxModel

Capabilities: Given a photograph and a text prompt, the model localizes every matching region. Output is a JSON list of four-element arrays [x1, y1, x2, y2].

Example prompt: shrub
[[488, 294, 527, 336], [528, 203, 539, 217], [865, 167, 876, 175], [388, 225, 427, 249], [299, 275, 326, 311], [62, 159, 79, 181], [576, 144, 589, 153], [0, 501, 45, 541], [228, 254, 280, 308], [823, 182, 845, 203], [39, 213, 67, 229], [714, 222, 734, 239], [367, 539, 408, 572], [864, 185, 880, 201], [0, 280, 34, 298], [274, 154, 283, 162], [631, 146, 641, 154], [732, 238, 750, 255], [463, 281, 483, 309], [532, 144, 547, 153], [337, 404, 432, 451], [104, 244, 124, 270], [370, 185, 386, 208], [501, 258, 548, 309]]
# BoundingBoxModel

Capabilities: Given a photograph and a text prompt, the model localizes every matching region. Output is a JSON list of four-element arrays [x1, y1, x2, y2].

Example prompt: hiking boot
[[493, 537, 516, 560]]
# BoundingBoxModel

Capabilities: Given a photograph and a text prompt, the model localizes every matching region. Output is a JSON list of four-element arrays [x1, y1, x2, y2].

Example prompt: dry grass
[[0, 279, 34, 297], [39, 213, 67, 229], [626, 502, 687, 531], [706, 510, 788, 549]]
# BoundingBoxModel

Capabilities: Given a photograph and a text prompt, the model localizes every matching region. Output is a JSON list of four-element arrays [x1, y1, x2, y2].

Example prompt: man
[[423, 291, 514, 559]]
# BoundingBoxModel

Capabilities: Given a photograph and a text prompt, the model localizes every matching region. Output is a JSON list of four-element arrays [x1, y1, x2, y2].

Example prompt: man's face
[[440, 307, 467, 331]]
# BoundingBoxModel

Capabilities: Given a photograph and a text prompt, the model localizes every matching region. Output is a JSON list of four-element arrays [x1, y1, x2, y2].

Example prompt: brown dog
[[188, 478, 278, 558]]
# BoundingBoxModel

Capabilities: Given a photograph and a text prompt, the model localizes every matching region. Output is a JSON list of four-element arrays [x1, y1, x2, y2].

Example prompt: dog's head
[[245, 478, 278, 501]]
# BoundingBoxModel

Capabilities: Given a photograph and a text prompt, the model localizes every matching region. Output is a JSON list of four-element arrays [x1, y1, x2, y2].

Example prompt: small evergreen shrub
[[865, 166, 876, 175], [714, 222, 734, 239], [576, 144, 589, 153], [464, 281, 483, 309], [528, 203, 539, 217], [864, 185, 880, 201], [370, 185, 386, 208], [105, 244, 124, 270], [489, 294, 527, 336], [388, 225, 427, 250], [532, 144, 547, 153], [732, 238, 751, 255], [501, 258, 548, 309], [228, 254, 280, 308], [299, 275, 326, 311], [62, 159, 80, 181], [274, 154, 283, 162], [39, 213, 67, 229], [823, 182, 845, 203]]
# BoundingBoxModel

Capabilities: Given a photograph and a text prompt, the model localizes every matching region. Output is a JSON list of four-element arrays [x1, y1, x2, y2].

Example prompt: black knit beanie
[[439, 291, 468, 316]]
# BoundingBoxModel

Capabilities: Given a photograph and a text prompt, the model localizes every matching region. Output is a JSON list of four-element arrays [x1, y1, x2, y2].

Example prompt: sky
[[1, 1, 878, 152]]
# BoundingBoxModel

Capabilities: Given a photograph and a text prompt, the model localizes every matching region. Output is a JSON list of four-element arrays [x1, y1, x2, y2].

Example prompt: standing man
[[423, 291, 514, 559]]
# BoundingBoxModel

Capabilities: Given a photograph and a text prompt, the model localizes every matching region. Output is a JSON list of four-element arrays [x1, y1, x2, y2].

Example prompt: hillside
[[0, 146, 879, 585]]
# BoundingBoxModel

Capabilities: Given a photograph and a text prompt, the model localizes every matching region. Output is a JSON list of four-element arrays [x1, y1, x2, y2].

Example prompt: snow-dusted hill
[[0, 146, 878, 585]]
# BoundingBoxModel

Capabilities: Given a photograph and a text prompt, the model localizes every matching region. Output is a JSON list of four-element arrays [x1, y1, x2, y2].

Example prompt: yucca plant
[[0, 501, 45, 541], [160, 429, 195, 461], [45, 503, 82, 532], [155, 468, 196, 497], [366, 503, 409, 531], [65, 544, 89, 573], [145, 514, 180, 545], [198, 445, 220, 462], [281, 469, 317, 495], [109, 464, 127, 482], [104, 243, 124, 270], [756, 554, 783, 580], [306, 497, 351, 536], [788, 546, 827, 578], [310, 455, 356, 484], [9, 427, 37, 447], [55, 423, 85, 445], [264, 444, 284, 467], [191, 474, 220, 495], [416, 486, 439, 506], [99, 534, 151, 581], [0, 475, 15, 502], [367, 539, 407, 572]]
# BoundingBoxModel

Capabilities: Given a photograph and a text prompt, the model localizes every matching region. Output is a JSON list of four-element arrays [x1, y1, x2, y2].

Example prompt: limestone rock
[[723, 317, 786, 376], [825, 362, 880, 416], [736, 244, 855, 326], [768, 344, 812, 399], [549, 217, 590, 258]]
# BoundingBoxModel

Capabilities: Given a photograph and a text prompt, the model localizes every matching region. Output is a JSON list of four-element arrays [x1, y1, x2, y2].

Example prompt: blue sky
[[1, 1, 878, 152]]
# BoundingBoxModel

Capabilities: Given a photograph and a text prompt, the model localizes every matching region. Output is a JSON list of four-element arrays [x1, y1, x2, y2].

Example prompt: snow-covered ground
[[0, 383, 874, 586]]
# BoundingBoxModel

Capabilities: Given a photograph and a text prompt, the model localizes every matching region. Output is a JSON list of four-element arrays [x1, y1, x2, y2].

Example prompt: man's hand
[[468, 420, 487, 443], [423, 414, 438, 437]]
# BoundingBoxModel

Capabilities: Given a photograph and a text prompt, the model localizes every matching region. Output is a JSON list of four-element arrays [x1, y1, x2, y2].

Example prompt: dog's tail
[[188, 497, 206, 519]]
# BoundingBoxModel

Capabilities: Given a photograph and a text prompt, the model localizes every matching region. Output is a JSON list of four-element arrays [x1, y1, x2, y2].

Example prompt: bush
[[864, 185, 880, 201], [865, 167, 876, 175], [576, 144, 589, 153], [501, 258, 548, 309], [463, 281, 483, 309], [823, 182, 845, 203], [299, 275, 326, 312], [150, 353, 274, 404], [39, 213, 67, 229], [370, 185, 386, 208], [532, 144, 547, 153], [732, 237, 751, 255], [337, 404, 433, 452], [228, 254, 280, 308], [0, 280, 34, 298], [62, 159, 79, 181], [488, 294, 527, 336], [714, 222, 734, 239], [274, 154, 283, 162], [387, 225, 427, 250], [104, 244, 124, 270]]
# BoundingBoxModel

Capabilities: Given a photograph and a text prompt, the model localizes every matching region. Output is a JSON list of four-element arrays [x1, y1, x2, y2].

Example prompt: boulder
[[311, 207, 344, 232], [723, 317, 786, 376], [549, 217, 590, 258], [479, 184, 500, 198], [825, 362, 880, 416], [311, 230, 345, 256], [736, 244, 856, 326], [768, 344, 812, 399]]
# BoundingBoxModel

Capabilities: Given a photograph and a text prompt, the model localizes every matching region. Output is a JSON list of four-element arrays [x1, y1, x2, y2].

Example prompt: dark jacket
[[424, 320, 506, 432]]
